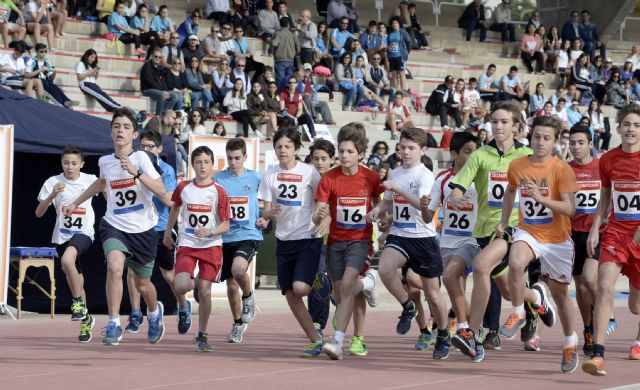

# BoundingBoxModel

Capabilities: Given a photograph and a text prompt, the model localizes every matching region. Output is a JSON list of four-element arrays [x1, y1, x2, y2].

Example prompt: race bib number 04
[[336, 197, 366, 229], [612, 182, 640, 221], [488, 172, 519, 208]]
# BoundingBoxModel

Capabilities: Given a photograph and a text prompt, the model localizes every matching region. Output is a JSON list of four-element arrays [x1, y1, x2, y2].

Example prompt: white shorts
[[513, 228, 574, 285]]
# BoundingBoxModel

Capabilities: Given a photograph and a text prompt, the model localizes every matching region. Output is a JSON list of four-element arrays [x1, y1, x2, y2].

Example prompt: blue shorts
[[276, 238, 322, 294], [385, 235, 442, 278]]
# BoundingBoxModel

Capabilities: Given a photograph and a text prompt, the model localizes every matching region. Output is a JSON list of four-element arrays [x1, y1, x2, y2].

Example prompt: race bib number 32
[[520, 187, 552, 225], [336, 197, 366, 229], [612, 182, 640, 221]]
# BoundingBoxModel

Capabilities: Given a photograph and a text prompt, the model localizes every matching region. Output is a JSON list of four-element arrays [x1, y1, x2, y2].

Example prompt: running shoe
[[301, 340, 323, 358], [349, 336, 368, 357], [194, 332, 212, 352], [583, 327, 594, 356], [396, 301, 417, 335], [228, 322, 248, 343], [561, 344, 579, 373], [482, 330, 501, 350], [78, 314, 95, 343], [241, 292, 256, 323], [70, 299, 88, 321], [521, 303, 538, 342], [147, 301, 165, 344], [322, 336, 344, 360], [314, 322, 324, 339], [471, 344, 485, 363], [415, 331, 433, 351], [451, 328, 476, 357], [362, 271, 379, 308], [499, 312, 526, 340], [102, 321, 123, 346], [524, 335, 541, 351], [605, 318, 617, 339], [531, 283, 556, 327], [630, 343, 640, 360], [177, 300, 192, 335], [433, 333, 451, 360], [582, 356, 606, 376], [124, 311, 143, 334]]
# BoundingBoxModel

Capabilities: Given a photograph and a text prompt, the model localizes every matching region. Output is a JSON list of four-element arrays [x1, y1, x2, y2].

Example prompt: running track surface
[[1, 310, 638, 390]]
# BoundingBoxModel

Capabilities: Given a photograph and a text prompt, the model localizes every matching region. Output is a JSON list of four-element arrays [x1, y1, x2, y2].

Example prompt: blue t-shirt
[[150, 15, 172, 33], [388, 31, 401, 58], [131, 15, 145, 29], [213, 169, 263, 243], [108, 12, 129, 37], [331, 29, 354, 54], [153, 159, 177, 232]]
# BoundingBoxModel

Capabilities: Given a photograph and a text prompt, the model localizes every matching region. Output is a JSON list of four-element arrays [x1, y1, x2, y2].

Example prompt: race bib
[[488, 171, 518, 208], [444, 201, 475, 237], [59, 207, 86, 235], [389, 41, 399, 53], [110, 178, 143, 215], [520, 187, 552, 225], [275, 173, 302, 207], [184, 204, 213, 236], [392, 194, 415, 229], [575, 181, 600, 215], [336, 197, 366, 229], [229, 196, 249, 225], [612, 181, 640, 221]]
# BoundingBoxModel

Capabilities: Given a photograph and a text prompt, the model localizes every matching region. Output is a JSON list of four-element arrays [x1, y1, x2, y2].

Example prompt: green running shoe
[[349, 336, 368, 356]]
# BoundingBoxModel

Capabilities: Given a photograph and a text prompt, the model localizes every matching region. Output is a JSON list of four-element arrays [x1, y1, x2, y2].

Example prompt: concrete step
[[65, 90, 152, 111]]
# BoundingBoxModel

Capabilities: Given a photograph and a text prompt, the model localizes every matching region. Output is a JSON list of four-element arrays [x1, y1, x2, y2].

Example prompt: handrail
[[619, 16, 640, 41], [434, 1, 467, 28]]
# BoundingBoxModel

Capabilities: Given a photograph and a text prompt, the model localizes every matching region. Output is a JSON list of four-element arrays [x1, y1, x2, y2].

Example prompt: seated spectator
[[164, 57, 187, 110], [552, 97, 569, 127], [366, 141, 389, 168], [297, 64, 335, 125], [229, 25, 265, 81], [314, 21, 334, 70], [589, 55, 607, 85], [21, 0, 56, 52], [349, 38, 367, 65], [426, 75, 461, 130], [407, 2, 428, 49], [621, 61, 634, 82], [387, 16, 411, 91], [149, 5, 174, 43], [108, 1, 155, 57], [230, 57, 251, 95], [201, 23, 224, 71], [553, 129, 570, 160], [566, 98, 583, 127], [395, 0, 411, 30], [549, 86, 564, 106], [258, 0, 279, 50], [295, 9, 317, 66], [212, 59, 233, 107], [489, 0, 516, 43], [176, 8, 202, 48], [528, 9, 542, 29], [330, 16, 354, 59], [96, 0, 116, 24], [569, 38, 583, 66], [606, 71, 628, 108], [462, 77, 486, 125], [535, 101, 554, 117], [572, 53, 605, 102], [334, 52, 356, 111], [386, 91, 413, 140], [130, 5, 162, 58], [353, 55, 385, 109], [204, 0, 230, 24], [478, 63, 499, 102], [564, 83, 580, 102], [181, 34, 205, 65], [0, 1, 26, 48], [545, 26, 562, 71], [161, 32, 185, 70], [498, 65, 524, 100], [229, 0, 250, 32], [255, 65, 276, 92], [264, 80, 282, 124], [626, 44, 640, 71], [279, 75, 315, 136], [218, 21, 236, 64], [530, 82, 546, 116], [520, 23, 544, 74], [276, 1, 294, 29], [212, 121, 226, 137], [561, 10, 581, 43], [140, 47, 181, 115], [360, 20, 385, 69], [184, 56, 213, 110], [0, 40, 44, 98], [75, 48, 121, 111], [365, 53, 394, 103], [580, 9, 605, 61], [121, 0, 136, 21], [327, 0, 358, 33], [272, 18, 298, 85], [247, 80, 277, 138], [224, 77, 261, 138], [25, 43, 77, 108], [457, 0, 487, 42], [144, 108, 175, 137]]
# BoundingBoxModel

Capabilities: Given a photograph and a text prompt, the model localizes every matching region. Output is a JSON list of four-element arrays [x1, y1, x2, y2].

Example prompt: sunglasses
[[237, 65, 245, 67], [170, 36, 179, 39], [153, 55, 163, 59], [192, 14, 200, 18], [139, 144, 157, 150], [289, 81, 297, 84]]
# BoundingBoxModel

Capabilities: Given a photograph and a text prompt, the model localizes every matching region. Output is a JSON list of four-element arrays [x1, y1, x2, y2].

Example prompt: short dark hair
[[569, 124, 593, 141], [110, 106, 138, 129], [310, 139, 335, 158], [421, 155, 433, 171], [400, 127, 428, 148], [468, 77, 477, 83], [272, 127, 302, 150], [509, 65, 518, 72], [191, 145, 214, 164], [226, 137, 247, 155], [488, 64, 496, 69], [368, 20, 377, 27], [337, 124, 368, 155], [61, 144, 84, 160], [34, 43, 47, 52], [450, 132, 479, 153], [557, 97, 566, 104], [141, 130, 162, 146], [531, 116, 563, 139], [279, 18, 289, 28]]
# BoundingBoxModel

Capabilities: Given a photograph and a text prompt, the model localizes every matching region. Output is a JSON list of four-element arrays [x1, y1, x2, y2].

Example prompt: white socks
[[361, 275, 374, 292], [563, 332, 578, 347], [148, 307, 159, 321], [513, 304, 526, 318], [457, 321, 469, 330], [334, 331, 345, 346], [109, 316, 121, 326]]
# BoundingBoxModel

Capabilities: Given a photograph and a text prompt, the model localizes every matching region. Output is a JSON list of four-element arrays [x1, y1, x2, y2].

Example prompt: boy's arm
[[312, 200, 330, 225], [367, 198, 391, 222], [162, 206, 180, 248], [35, 182, 64, 218], [534, 189, 575, 217], [497, 186, 516, 237], [63, 178, 105, 216], [261, 200, 281, 221], [587, 186, 610, 256]]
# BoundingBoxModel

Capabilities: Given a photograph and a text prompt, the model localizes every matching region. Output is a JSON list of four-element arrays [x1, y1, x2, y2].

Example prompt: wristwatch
[[133, 169, 143, 179]]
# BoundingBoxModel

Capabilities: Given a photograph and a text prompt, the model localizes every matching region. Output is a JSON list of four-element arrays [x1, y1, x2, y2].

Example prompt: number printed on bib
[[229, 196, 249, 225], [392, 194, 415, 229], [336, 197, 366, 229], [444, 201, 474, 237], [184, 204, 212, 235], [575, 181, 600, 215], [59, 208, 86, 235], [488, 172, 519, 208], [110, 178, 142, 215], [276, 173, 302, 206], [612, 182, 640, 220], [520, 187, 552, 225]]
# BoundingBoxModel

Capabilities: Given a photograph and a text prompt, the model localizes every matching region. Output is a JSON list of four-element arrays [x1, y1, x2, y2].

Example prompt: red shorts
[[175, 246, 223, 282], [600, 230, 640, 289]]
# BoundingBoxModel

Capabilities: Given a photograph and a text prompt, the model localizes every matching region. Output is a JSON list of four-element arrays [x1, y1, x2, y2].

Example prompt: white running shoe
[[363, 270, 379, 308]]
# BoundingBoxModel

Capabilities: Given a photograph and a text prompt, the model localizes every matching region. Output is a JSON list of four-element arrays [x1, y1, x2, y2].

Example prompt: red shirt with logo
[[569, 158, 600, 232], [600, 147, 640, 236]]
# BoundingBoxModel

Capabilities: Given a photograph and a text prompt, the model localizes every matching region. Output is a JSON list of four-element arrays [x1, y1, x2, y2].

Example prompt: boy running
[[583, 104, 640, 376], [258, 128, 324, 357], [64, 107, 167, 346], [315, 124, 382, 360], [497, 115, 579, 373], [214, 138, 262, 343], [367, 127, 452, 360], [36, 145, 97, 342]]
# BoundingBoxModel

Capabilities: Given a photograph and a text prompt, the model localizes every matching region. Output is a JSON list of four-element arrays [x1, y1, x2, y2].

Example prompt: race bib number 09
[[336, 197, 366, 229], [184, 204, 212, 235], [612, 182, 640, 221]]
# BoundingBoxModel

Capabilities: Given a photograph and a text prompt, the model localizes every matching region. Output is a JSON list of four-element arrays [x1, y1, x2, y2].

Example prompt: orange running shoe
[[630, 343, 640, 360], [582, 356, 607, 376], [499, 311, 526, 340]]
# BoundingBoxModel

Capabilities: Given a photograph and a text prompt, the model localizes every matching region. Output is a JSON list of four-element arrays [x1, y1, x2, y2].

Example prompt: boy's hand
[[195, 225, 211, 238], [162, 231, 175, 249], [382, 180, 395, 191], [366, 207, 380, 223], [256, 217, 269, 229], [61, 203, 77, 217], [316, 203, 330, 221], [120, 155, 138, 176], [523, 180, 542, 202], [586, 229, 599, 257], [314, 216, 331, 236], [420, 194, 431, 212], [495, 222, 506, 239], [51, 182, 65, 197]]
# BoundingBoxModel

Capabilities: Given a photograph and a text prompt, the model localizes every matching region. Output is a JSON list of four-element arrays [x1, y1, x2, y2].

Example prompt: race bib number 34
[[276, 173, 302, 207], [59, 208, 86, 235], [612, 182, 640, 221], [336, 197, 366, 229], [229, 196, 249, 225], [520, 187, 552, 225], [575, 181, 600, 215], [110, 178, 143, 215]]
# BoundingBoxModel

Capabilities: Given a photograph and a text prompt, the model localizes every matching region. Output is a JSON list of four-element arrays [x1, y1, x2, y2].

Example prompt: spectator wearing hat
[[489, 0, 516, 43], [457, 0, 487, 42], [425, 75, 462, 130], [272, 17, 299, 85], [181, 33, 205, 65], [0, 40, 44, 98]]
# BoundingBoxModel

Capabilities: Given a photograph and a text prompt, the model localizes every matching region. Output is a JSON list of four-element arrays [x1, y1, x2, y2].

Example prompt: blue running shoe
[[148, 301, 165, 344], [471, 344, 485, 363], [178, 300, 192, 335], [124, 311, 143, 334], [605, 319, 617, 339], [415, 331, 433, 351], [397, 301, 417, 335], [102, 321, 123, 346], [433, 333, 451, 360], [451, 328, 476, 357], [301, 340, 323, 358]]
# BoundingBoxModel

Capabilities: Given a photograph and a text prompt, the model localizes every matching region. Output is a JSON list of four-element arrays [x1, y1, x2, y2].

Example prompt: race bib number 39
[[229, 196, 249, 225], [520, 187, 552, 225], [59, 208, 86, 235], [575, 181, 600, 215], [392, 194, 415, 229], [336, 197, 366, 229], [184, 204, 212, 235], [110, 178, 143, 215], [488, 172, 519, 208], [276, 173, 302, 207], [612, 182, 640, 221], [444, 201, 474, 237]]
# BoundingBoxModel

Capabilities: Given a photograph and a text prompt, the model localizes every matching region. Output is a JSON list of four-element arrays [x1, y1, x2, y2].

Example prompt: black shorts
[[572, 230, 600, 276], [476, 226, 514, 279], [99, 219, 157, 278], [221, 240, 259, 282], [388, 56, 404, 72], [276, 238, 322, 294], [155, 230, 176, 271], [55, 234, 93, 274], [385, 235, 442, 278]]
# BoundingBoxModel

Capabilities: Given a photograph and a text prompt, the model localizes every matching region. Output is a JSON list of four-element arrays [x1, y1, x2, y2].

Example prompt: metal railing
[[618, 16, 640, 41]]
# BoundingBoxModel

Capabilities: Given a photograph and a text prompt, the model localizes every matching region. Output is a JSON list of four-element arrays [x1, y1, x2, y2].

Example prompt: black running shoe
[[482, 330, 501, 350], [433, 333, 451, 360], [70, 299, 88, 321], [532, 283, 556, 328], [396, 301, 417, 335], [521, 302, 538, 342], [451, 328, 477, 357]]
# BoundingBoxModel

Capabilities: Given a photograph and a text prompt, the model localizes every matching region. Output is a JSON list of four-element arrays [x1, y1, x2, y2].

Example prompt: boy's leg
[[285, 283, 319, 341], [198, 279, 213, 333], [105, 250, 126, 318], [335, 267, 362, 332], [549, 279, 579, 372], [60, 246, 83, 298], [378, 248, 409, 303], [353, 293, 366, 337], [131, 272, 158, 314], [124, 268, 144, 333], [443, 257, 470, 327], [592, 262, 622, 345], [468, 239, 507, 331], [227, 277, 242, 321], [422, 276, 447, 331]]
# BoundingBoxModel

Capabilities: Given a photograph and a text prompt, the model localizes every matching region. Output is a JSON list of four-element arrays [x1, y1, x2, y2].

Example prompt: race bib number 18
[[612, 182, 640, 221], [336, 197, 366, 229]]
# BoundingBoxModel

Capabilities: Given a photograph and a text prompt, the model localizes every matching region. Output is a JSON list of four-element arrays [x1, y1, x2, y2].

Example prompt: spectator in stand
[[545, 26, 562, 70], [176, 8, 201, 49], [25, 42, 77, 108], [255, 65, 275, 92], [536, 101, 553, 117], [219, 21, 236, 64], [272, 18, 299, 85], [202, 23, 224, 71], [489, 0, 516, 43], [626, 44, 640, 71], [280, 74, 315, 136], [552, 97, 569, 127], [212, 58, 233, 108], [161, 32, 184, 70], [365, 53, 394, 103], [295, 9, 317, 67], [589, 55, 607, 85], [580, 10, 605, 61], [327, 0, 358, 33], [585, 99, 607, 149], [230, 25, 265, 81], [121, 0, 135, 21], [143, 107, 175, 136], [330, 16, 354, 59], [572, 53, 606, 103], [536, 26, 548, 69], [367, 141, 389, 168], [181, 34, 205, 65], [621, 61, 634, 82], [314, 21, 334, 70], [49, 0, 69, 38], [276, 1, 294, 29], [395, 0, 410, 30], [498, 65, 524, 100], [75, 48, 121, 111], [0, 1, 26, 48], [264, 80, 281, 123], [247, 80, 277, 138], [298, 63, 335, 125], [205, 0, 230, 25], [569, 37, 583, 66], [528, 9, 541, 29], [386, 90, 413, 140], [184, 56, 213, 110], [360, 21, 385, 69], [141, 47, 180, 115], [353, 55, 385, 109], [212, 121, 226, 137], [21, 0, 56, 52], [224, 77, 261, 138], [549, 85, 564, 106], [130, 5, 162, 59], [606, 70, 628, 108], [229, 0, 250, 32], [95, 0, 115, 24], [566, 98, 583, 128], [258, 0, 279, 52], [457, 0, 487, 42], [462, 77, 486, 125], [407, 2, 429, 50], [387, 16, 410, 91], [108, 1, 154, 58], [530, 82, 546, 116], [334, 52, 356, 111], [149, 5, 174, 43], [561, 10, 581, 43], [164, 57, 187, 110], [520, 23, 544, 74], [230, 57, 251, 95], [478, 63, 499, 103], [0, 40, 43, 98], [555, 39, 571, 85], [349, 38, 368, 65], [426, 75, 462, 130]]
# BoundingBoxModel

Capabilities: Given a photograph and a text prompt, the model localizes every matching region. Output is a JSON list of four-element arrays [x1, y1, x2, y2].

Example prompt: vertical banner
[[186, 136, 260, 301], [0, 125, 14, 306]]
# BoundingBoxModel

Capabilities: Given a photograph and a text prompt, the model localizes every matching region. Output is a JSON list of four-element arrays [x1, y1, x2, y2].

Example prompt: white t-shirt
[[99, 151, 161, 233], [428, 168, 476, 248], [0, 53, 25, 81], [384, 164, 436, 238], [22, 2, 44, 24], [258, 161, 320, 241], [552, 107, 568, 122], [463, 88, 480, 109], [37, 172, 98, 244], [75, 61, 96, 84]]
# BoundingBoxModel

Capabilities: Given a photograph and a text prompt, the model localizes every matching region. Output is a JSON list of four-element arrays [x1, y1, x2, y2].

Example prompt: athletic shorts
[[385, 234, 442, 278], [276, 238, 322, 294], [571, 230, 600, 276], [155, 230, 176, 271], [600, 229, 640, 289], [99, 219, 157, 278], [513, 228, 574, 285], [476, 226, 514, 279], [441, 243, 480, 272], [327, 239, 370, 281], [175, 246, 223, 282], [526, 259, 542, 287], [388, 57, 404, 72], [55, 234, 93, 274], [220, 240, 259, 282]]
